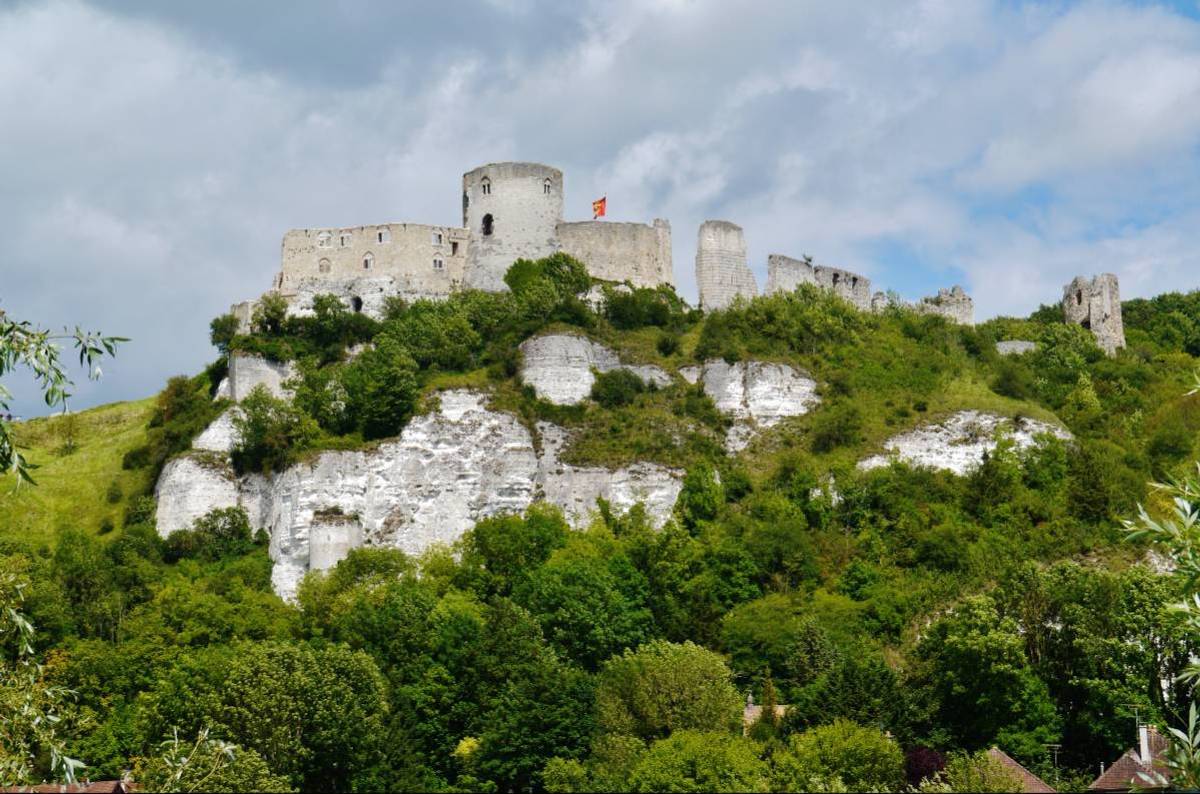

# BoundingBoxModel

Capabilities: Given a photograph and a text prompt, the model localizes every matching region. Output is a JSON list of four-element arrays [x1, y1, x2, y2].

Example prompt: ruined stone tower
[[695, 220, 758, 311], [1062, 274, 1124, 355], [462, 162, 563, 292]]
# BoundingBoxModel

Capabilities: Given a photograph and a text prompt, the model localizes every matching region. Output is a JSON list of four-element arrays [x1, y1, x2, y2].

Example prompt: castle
[[693, 219, 975, 325], [230, 161, 1125, 353]]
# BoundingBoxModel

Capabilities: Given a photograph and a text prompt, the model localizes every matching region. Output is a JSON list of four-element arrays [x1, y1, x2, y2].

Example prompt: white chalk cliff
[[157, 390, 681, 600], [519, 334, 671, 405], [857, 410, 1071, 475], [681, 359, 821, 452]]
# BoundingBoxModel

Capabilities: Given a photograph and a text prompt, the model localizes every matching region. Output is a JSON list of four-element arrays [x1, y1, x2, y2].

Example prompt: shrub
[[342, 336, 420, 440], [251, 292, 289, 336], [164, 506, 258, 563], [382, 300, 480, 371], [231, 386, 319, 474], [125, 495, 157, 527], [210, 312, 240, 354], [105, 480, 122, 504], [810, 403, 863, 453], [772, 719, 905, 793], [656, 332, 680, 356], [590, 369, 646, 408]]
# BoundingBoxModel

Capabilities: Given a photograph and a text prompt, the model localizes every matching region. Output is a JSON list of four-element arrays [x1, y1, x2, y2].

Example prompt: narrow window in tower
[[432, 232, 443, 245], [378, 228, 391, 244], [832, 272, 840, 286], [451, 241, 459, 255], [544, 178, 552, 194], [481, 178, 491, 195], [318, 258, 331, 274], [482, 214, 493, 236], [317, 231, 332, 248], [433, 258, 444, 270], [351, 296, 363, 313], [340, 233, 351, 247], [363, 253, 374, 270], [1077, 290, 1083, 305]]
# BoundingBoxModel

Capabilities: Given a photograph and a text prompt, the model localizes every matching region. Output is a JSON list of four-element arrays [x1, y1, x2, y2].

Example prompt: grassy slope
[[0, 398, 155, 548]]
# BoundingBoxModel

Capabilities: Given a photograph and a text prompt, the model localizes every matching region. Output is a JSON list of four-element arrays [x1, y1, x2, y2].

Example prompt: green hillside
[[4, 257, 1200, 791]]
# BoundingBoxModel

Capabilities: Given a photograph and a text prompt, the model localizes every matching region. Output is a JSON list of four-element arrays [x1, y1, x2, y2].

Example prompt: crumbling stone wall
[[557, 218, 672, 287], [1062, 274, 1124, 355], [915, 286, 974, 325], [695, 220, 757, 311], [765, 253, 872, 310]]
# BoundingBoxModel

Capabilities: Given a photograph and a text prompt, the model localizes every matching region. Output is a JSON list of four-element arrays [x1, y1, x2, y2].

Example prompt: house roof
[[0, 780, 133, 794], [987, 747, 1056, 793], [1088, 727, 1171, 792]]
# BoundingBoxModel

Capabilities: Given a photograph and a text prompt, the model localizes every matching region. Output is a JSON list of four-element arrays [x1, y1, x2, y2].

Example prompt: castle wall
[[695, 220, 757, 311], [462, 162, 563, 291], [765, 254, 819, 294], [1063, 274, 1124, 355], [765, 253, 871, 311], [915, 286, 974, 325], [556, 218, 673, 287]]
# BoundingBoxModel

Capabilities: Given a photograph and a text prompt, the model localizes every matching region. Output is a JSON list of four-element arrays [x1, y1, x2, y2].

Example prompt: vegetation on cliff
[[4, 265, 1200, 790]]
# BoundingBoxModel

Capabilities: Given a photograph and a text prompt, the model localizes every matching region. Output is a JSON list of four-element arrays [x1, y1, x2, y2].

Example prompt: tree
[[626, 731, 769, 793], [0, 558, 86, 786], [133, 728, 293, 793], [595, 640, 742, 740], [456, 504, 569, 598], [1, 309, 124, 484], [772, 719, 904, 793], [916, 595, 1060, 761], [230, 385, 319, 474], [209, 313, 240, 355], [251, 293, 288, 336], [342, 335, 419, 440], [915, 750, 1023, 793]]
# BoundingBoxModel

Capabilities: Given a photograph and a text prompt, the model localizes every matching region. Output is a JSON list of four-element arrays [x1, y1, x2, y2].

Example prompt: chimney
[[1139, 724, 1152, 763]]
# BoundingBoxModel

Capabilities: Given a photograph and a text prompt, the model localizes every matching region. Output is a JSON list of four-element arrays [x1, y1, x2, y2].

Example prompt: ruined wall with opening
[[695, 220, 758, 311], [1063, 274, 1124, 355], [916, 286, 974, 325], [765, 253, 872, 310], [277, 223, 467, 317], [556, 218, 672, 288]]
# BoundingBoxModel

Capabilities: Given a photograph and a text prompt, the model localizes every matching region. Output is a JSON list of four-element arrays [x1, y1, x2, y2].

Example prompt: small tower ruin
[[695, 220, 757, 311], [1062, 274, 1124, 355]]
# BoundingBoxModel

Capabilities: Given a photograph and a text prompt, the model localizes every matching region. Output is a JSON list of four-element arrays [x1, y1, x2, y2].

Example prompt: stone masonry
[[695, 220, 758, 311], [1063, 274, 1124, 355]]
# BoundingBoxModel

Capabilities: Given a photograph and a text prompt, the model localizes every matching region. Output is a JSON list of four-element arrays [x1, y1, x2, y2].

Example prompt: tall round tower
[[462, 162, 563, 291]]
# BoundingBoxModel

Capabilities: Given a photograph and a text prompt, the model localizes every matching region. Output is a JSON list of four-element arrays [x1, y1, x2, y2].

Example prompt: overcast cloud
[[3, 0, 1200, 416]]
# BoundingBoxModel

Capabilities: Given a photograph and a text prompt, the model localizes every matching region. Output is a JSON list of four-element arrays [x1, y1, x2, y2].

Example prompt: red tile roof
[[987, 747, 1057, 793], [0, 780, 132, 794], [1088, 726, 1171, 792]]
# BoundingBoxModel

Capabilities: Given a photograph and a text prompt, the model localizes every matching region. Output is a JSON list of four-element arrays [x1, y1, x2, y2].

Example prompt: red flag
[[592, 196, 607, 219]]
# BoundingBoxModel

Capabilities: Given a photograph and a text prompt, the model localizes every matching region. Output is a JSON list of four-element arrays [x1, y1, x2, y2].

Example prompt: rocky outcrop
[[192, 409, 239, 453], [996, 340, 1036, 356], [681, 360, 820, 452], [857, 410, 1071, 475], [536, 422, 682, 527], [519, 334, 671, 405], [154, 455, 240, 533], [227, 353, 296, 402], [157, 390, 684, 599]]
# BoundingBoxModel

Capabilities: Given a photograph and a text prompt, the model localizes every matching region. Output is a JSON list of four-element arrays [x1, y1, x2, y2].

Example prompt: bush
[[125, 495, 157, 527], [164, 506, 258, 563], [605, 286, 688, 331], [105, 480, 122, 504], [210, 312, 240, 354], [231, 386, 319, 474], [251, 293, 289, 336], [590, 369, 646, 408], [772, 719, 905, 793], [342, 336, 420, 440], [382, 300, 480, 371], [810, 403, 863, 453]]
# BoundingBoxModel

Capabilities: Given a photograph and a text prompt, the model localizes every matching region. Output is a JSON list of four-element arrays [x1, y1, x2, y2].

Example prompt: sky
[[3, 0, 1200, 417]]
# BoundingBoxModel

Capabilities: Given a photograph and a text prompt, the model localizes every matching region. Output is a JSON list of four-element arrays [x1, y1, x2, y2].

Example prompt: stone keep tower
[[695, 220, 758, 311], [1062, 273, 1124, 355], [462, 162, 563, 291]]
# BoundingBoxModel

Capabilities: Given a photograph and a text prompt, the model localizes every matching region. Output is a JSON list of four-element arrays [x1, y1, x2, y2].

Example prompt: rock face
[[857, 410, 1071, 475], [157, 390, 683, 599], [519, 334, 671, 405], [996, 340, 1036, 356], [155, 455, 240, 533], [192, 409, 239, 453], [681, 360, 820, 452], [227, 353, 296, 402]]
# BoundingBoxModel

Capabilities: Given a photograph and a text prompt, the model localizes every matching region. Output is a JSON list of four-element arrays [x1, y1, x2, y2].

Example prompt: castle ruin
[[1062, 274, 1124, 355], [766, 254, 873, 311], [269, 161, 673, 320], [695, 220, 758, 311]]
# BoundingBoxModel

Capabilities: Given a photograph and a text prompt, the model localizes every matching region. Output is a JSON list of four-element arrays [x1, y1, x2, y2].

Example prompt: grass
[[0, 398, 155, 548]]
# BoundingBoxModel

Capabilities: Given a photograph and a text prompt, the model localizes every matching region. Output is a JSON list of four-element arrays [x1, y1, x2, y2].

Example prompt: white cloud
[[3, 0, 1200, 415]]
